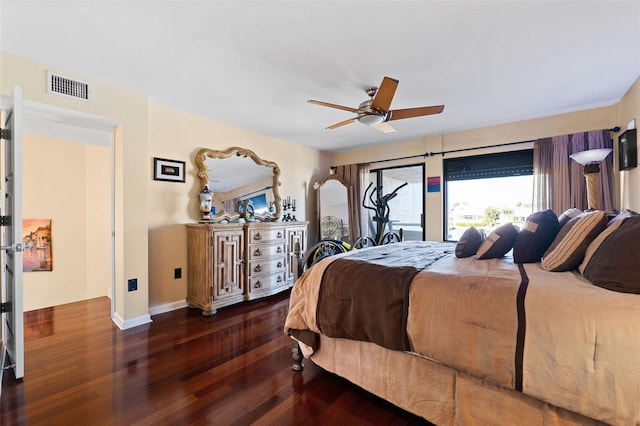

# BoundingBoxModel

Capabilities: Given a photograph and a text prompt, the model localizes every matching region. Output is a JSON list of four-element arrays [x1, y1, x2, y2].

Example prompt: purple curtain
[[533, 137, 553, 211], [569, 133, 588, 208], [584, 130, 614, 212], [551, 135, 571, 213], [533, 129, 613, 214]]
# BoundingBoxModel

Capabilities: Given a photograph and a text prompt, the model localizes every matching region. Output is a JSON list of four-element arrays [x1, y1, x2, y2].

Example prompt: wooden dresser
[[186, 221, 307, 315]]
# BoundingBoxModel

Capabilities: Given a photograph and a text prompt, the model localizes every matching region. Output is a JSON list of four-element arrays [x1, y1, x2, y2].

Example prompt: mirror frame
[[315, 174, 353, 242], [195, 147, 282, 222]]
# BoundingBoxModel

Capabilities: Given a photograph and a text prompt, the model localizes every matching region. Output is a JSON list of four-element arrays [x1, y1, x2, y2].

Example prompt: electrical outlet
[[174, 268, 182, 279], [128, 278, 138, 292]]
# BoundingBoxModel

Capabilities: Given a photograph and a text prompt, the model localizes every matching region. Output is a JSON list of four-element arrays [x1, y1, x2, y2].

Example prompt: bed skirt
[[310, 335, 606, 425]]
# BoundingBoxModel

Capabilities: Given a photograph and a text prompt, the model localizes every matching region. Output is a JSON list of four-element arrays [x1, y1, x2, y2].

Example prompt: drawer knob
[[277, 231, 283, 238], [254, 248, 262, 256], [254, 280, 262, 289], [254, 264, 263, 273], [277, 261, 283, 268], [277, 276, 283, 283], [276, 246, 283, 254], [254, 233, 262, 241]]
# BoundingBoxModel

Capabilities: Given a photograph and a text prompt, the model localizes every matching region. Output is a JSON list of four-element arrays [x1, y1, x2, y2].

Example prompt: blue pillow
[[455, 226, 486, 258], [476, 223, 519, 259], [513, 209, 560, 263]]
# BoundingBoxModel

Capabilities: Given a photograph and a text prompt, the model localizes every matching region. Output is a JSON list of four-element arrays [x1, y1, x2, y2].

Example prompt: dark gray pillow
[[513, 209, 560, 264], [580, 216, 640, 293], [476, 223, 519, 260], [455, 226, 486, 258]]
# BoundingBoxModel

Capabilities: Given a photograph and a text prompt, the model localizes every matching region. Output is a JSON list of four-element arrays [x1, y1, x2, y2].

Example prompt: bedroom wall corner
[[614, 74, 640, 212]]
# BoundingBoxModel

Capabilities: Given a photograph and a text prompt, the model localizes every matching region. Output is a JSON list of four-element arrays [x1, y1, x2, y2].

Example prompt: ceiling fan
[[308, 76, 444, 134]]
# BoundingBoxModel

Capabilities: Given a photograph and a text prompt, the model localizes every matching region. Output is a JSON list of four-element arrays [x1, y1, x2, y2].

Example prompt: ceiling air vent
[[47, 71, 91, 101]]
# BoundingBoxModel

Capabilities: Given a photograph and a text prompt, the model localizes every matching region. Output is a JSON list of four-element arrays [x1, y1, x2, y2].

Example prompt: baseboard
[[112, 312, 153, 330], [148, 299, 189, 316]]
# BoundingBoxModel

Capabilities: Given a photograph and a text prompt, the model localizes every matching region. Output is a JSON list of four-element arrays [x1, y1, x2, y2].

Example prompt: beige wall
[[333, 100, 626, 241], [22, 136, 110, 311], [147, 102, 329, 310], [1, 53, 332, 317], [2, 52, 149, 323]]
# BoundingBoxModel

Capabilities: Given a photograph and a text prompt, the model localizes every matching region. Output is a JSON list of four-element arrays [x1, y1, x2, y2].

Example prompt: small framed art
[[153, 157, 185, 182], [23, 219, 53, 272]]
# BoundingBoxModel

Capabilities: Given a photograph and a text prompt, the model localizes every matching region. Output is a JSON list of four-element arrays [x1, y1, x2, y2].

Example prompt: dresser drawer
[[249, 243, 285, 260], [248, 271, 286, 293], [248, 257, 285, 277], [248, 227, 286, 243]]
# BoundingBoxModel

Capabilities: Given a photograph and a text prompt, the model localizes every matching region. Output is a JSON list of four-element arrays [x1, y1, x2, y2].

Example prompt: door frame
[[1, 86, 25, 381], [0, 96, 119, 318], [369, 163, 426, 241]]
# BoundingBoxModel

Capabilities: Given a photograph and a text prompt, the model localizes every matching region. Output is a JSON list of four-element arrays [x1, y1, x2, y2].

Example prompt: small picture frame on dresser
[[153, 157, 185, 182]]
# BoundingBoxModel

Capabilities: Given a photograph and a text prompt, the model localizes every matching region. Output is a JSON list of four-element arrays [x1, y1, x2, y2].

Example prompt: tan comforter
[[284, 241, 640, 425], [286, 241, 525, 389]]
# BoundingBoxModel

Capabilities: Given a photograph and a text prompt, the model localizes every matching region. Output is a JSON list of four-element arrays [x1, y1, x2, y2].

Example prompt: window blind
[[444, 149, 533, 181]]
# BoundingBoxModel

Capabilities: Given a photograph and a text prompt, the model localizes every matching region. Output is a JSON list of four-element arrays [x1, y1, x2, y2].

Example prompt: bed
[[284, 210, 640, 425]]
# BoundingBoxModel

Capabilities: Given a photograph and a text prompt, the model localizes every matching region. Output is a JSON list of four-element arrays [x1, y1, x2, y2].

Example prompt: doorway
[[22, 136, 111, 310], [20, 102, 117, 314]]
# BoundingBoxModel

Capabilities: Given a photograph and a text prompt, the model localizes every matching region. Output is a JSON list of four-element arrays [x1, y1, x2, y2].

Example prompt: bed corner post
[[292, 341, 304, 371]]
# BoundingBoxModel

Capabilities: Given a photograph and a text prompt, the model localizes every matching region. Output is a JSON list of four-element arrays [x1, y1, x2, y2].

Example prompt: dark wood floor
[[1, 291, 432, 425]]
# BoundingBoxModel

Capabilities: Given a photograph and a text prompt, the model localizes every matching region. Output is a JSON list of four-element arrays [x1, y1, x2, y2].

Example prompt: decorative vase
[[199, 186, 214, 220]]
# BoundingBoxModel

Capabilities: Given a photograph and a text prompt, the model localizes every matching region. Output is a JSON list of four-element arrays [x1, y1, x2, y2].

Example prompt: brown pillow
[[580, 216, 640, 293], [513, 209, 560, 264], [455, 226, 486, 258], [541, 210, 607, 272], [558, 207, 582, 228], [476, 223, 519, 259]]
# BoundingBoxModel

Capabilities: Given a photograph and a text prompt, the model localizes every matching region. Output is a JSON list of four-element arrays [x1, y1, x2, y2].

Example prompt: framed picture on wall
[[153, 157, 186, 182], [23, 219, 53, 272]]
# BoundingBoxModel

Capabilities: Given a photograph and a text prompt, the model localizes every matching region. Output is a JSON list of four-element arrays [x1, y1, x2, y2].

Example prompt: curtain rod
[[431, 139, 534, 157], [332, 139, 535, 168], [333, 126, 620, 168]]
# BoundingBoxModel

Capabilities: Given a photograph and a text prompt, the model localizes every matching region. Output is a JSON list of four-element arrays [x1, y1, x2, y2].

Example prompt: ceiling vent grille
[[47, 71, 91, 101]]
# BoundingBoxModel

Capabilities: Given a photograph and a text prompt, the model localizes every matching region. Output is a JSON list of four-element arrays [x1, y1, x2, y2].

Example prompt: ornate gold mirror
[[315, 174, 352, 242], [194, 147, 281, 222]]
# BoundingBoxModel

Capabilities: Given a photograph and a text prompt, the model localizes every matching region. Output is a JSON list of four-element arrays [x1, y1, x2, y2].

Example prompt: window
[[444, 150, 533, 241], [368, 164, 424, 242]]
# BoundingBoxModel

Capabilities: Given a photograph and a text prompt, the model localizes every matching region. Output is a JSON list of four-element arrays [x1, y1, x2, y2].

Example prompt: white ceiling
[[1, 1, 639, 153]]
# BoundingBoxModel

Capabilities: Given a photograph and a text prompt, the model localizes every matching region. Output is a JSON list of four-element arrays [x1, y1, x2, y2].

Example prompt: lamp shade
[[569, 148, 613, 165]]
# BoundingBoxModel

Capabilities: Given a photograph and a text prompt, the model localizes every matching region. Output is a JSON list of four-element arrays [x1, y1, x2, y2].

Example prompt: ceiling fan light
[[357, 114, 385, 126]]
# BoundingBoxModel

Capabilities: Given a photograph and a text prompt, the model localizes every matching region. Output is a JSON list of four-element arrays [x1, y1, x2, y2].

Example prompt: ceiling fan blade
[[388, 105, 445, 121], [308, 99, 359, 114], [371, 122, 397, 134], [371, 77, 398, 112], [326, 117, 357, 130]]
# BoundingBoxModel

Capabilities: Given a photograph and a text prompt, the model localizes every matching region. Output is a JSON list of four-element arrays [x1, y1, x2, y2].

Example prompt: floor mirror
[[315, 174, 353, 243]]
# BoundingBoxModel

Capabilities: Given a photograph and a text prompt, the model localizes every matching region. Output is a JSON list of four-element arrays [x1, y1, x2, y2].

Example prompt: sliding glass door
[[368, 164, 424, 241]]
